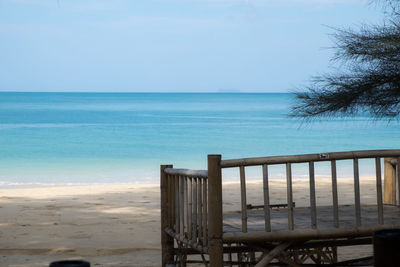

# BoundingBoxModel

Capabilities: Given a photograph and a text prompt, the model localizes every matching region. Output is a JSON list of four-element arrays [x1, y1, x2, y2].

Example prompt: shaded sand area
[[0, 177, 378, 266]]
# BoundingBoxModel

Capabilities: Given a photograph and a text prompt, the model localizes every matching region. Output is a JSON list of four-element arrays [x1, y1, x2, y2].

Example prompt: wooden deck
[[223, 204, 400, 233], [161, 150, 400, 266]]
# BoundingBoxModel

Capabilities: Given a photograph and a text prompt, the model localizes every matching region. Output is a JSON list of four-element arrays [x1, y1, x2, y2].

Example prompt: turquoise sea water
[[0, 92, 399, 185]]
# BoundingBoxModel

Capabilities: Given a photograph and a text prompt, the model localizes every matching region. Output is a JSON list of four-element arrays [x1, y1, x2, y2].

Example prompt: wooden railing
[[161, 149, 400, 267], [219, 150, 400, 235], [160, 165, 209, 264]]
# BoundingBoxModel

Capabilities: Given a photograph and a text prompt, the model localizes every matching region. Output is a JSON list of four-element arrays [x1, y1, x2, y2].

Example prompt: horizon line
[[0, 91, 294, 94]]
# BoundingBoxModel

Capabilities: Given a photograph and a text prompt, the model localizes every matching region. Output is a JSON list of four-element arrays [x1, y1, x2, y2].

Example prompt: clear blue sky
[[0, 0, 385, 92]]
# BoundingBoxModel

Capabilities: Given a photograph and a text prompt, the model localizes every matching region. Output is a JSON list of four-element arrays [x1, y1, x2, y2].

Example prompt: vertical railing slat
[[198, 178, 203, 242], [175, 175, 180, 234], [397, 157, 400, 206], [161, 166, 174, 266], [168, 174, 174, 229], [262, 164, 271, 232], [354, 158, 361, 227], [331, 160, 339, 228], [202, 178, 208, 246], [309, 161, 317, 229], [192, 177, 198, 243], [180, 175, 185, 235], [376, 157, 384, 224], [286, 163, 294, 230], [187, 177, 192, 239], [240, 166, 248, 233]]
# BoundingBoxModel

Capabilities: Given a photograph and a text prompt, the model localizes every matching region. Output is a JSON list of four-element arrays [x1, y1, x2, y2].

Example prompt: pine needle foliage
[[291, 0, 400, 119]]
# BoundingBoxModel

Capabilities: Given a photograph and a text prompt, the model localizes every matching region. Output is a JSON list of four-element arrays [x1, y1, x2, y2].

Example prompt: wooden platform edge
[[222, 224, 400, 243]]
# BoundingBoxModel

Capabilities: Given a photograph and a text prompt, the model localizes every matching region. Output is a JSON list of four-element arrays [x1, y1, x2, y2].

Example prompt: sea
[[0, 92, 399, 186]]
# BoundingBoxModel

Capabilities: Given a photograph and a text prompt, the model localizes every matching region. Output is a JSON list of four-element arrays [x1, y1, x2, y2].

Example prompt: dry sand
[[0, 177, 377, 266]]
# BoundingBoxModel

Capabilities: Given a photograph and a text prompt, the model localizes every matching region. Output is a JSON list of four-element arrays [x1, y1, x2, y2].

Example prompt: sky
[[0, 0, 386, 92]]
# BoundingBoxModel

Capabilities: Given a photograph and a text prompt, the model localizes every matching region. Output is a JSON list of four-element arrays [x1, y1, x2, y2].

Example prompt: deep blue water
[[0, 92, 399, 185]]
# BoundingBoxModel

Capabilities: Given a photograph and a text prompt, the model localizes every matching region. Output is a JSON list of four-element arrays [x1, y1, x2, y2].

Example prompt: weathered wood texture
[[223, 204, 400, 234], [161, 149, 400, 266], [384, 157, 396, 205], [223, 222, 400, 243], [262, 164, 271, 232], [239, 166, 248, 233], [160, 164, 174, 266], [208, 155, 223, 267], [221, 149, 400, 168], [376, 158, 384, 224]]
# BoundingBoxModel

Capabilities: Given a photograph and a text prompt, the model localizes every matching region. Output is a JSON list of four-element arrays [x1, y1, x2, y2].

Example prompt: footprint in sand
[[69, 233, 92, 239]]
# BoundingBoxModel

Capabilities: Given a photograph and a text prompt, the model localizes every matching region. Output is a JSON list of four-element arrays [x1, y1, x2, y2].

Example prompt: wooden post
[[384, 157, 396, 204], [354, 158, 361, 226], [239, 166, 248, 233], [208, 155, 223, 267], [376, 158, 384, 224], [161, 164, 174, 266]]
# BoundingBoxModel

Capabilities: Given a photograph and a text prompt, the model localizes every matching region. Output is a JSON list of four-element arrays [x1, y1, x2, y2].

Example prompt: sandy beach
[[0, 177, 377, 266]]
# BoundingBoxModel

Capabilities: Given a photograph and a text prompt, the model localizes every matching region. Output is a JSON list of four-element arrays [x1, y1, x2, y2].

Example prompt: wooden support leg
[[161, 165, 174, 266], [255, 241, 293, 267], [208, 155, 223, 267]]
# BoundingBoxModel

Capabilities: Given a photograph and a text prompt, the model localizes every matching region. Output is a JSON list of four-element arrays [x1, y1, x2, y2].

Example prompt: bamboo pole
[[286, 163, 294, 230], [208, 154, 223, 267], [309, 161, 317, 229], [221, 149, 400, 168], [331, 160, 339, 228], [354, 159, 361, 227], [384, 157, 396, 204], [164, 168, 208, 178], [161, 165, 174, 266], [175, 175, 180, 235], [179, 175, 185, 235], [376, 158, 384, 224], [255, 241, 293, 267], [223, 224, 400, 243], [262, 164, 271, 232], [169, 175, 176, 230], [192, 178, 198, 243], [240, 166, 248, 233], [397, 157, 400, 206], [198, 178, 203, 242], [185, 177, 193, 239], [202, 178, 208, 247]]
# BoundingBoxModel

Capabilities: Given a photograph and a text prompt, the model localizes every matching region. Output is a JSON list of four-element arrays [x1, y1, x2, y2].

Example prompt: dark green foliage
[[291, 0, 400, 119]]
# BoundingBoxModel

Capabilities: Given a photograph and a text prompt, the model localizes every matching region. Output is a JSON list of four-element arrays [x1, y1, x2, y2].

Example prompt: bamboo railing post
[[202, 178, 208, 246], [309, 161, 317, 229], [192, 178, 198, 243], [161, 164, 174, 266], [240, 166, 248, 233], [384, 157, 396, 205], [376, 158, 384, 224], [208, 154, 223, 267], [175, 175, 180, 235], [263, 164, 271, 232], [331, 160, 339, 228], [186, 177, 191, 239], [286, 163, 294, 230], [396, 158, 400, 206], [180, 175, 185, 235], [354, 159, 361, 227], [198, 178, 203, 242]]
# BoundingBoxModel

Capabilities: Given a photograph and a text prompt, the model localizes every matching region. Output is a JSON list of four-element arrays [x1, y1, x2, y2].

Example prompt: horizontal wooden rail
[[223, 224, 400, 243], [221, 149, 400, 168], [164, 168, 208, 178]]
